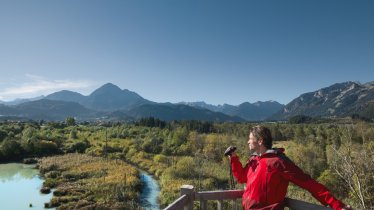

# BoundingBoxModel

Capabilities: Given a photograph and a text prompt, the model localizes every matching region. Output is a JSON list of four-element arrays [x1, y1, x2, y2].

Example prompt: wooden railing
[[164, 185, 332, 210]]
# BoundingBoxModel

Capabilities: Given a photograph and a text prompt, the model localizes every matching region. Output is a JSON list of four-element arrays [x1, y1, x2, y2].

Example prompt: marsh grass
[[39, 153, 141, 209]]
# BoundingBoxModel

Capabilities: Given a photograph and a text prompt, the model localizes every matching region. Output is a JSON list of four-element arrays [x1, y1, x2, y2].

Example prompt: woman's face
[[248, 132, 260, 152]]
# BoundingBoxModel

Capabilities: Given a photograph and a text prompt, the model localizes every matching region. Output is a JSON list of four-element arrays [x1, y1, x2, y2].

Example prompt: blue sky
[[0, 0, 373, 105]]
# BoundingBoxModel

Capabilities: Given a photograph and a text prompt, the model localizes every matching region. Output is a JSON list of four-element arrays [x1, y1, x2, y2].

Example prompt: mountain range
[[178, 101, 284, 121], [1, 81, 373, 122], [45, 83, 151, 111], [271, 81, 374, 120]]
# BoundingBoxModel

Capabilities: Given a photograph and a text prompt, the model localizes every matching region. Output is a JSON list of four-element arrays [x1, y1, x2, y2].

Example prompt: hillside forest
[[0, 117, 373, 209]]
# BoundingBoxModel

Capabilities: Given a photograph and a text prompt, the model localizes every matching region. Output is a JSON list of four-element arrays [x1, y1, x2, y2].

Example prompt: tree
[[294, 125, 306, 143], [0, 129, 7, 142], [317, 169, 348, 199], [287, 141, 326, 178], [270, 125, 284, 141], [65, 139, 90, 153], [69, 130, 78, 139], [1, 139, 24, 160], [172, 157, 197, 179], [141, 137, 163, 154], [202, 134, 226, 162], [22, 126, 36, 140], [288, 115, 312, 124], [34, 140, 59, 156], [65, 117, 76, 126], [327, 128, 374, 209]]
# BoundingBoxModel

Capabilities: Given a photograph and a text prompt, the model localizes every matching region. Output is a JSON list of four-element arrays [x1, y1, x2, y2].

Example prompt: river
[[139, 170, 161, 210], [0, 163, 54, 210]]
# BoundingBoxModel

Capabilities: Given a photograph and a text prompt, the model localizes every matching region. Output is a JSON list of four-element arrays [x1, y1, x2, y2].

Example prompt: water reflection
[[0, 163, 54, 210], [0, 163, 39, 182]]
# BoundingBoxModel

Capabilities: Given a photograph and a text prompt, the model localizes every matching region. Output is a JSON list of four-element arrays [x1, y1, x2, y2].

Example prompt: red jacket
[[230, 148, 346, 210]]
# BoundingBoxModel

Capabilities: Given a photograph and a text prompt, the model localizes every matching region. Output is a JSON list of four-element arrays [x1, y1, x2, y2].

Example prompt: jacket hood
[[251, 148, 285, 157]]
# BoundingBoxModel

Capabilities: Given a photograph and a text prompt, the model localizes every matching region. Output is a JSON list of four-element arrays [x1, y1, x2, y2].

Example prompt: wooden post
[[232, 199, 238, 210], [181, 185, 194, 210], [200, 199, 207, 210], [217, 200, 222, 210]]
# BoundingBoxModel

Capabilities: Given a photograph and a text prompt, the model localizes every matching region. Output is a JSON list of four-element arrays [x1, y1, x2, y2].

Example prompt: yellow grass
[[38, 153, 141, 209]]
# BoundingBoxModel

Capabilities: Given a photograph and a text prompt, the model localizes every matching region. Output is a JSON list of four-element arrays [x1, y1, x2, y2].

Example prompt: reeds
[[39, 153, 141, 209]]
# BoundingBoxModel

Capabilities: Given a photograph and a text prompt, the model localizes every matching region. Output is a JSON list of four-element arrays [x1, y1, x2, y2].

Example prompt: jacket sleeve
[[280, 159, 346, 210], [230, 155, 249, 184]]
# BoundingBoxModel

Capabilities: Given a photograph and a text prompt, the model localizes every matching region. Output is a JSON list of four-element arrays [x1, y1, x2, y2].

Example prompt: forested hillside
[[0, 118, 373, 209]]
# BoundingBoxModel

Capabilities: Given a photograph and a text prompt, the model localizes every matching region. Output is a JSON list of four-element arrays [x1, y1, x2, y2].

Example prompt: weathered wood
[[285, 198, 332, 210], [217, 200, 223, 210], [164, 194, 189, 210], [232, 199, 238, 210], [180, 185, 194, 210], [164, 185, 333, 210], [195, 189, 244, 200], [200, 198, 207, 210]]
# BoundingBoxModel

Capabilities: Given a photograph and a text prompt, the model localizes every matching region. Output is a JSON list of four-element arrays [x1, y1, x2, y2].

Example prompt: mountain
[[45, 83, 152, 111], [127, 103, 245, 122], [0, 104, 19, 115], [45, 90, 86, 104], [271, 81, 374, 120], [83, 83, 151, 111], [179, 101, 224, 112], [179, 101, 284, 121], [0, 95, 45, 105], [0, 99, 98, 121], [0, 100, 245, 122]]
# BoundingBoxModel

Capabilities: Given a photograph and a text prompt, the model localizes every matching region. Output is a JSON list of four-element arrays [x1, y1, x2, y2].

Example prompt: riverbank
[[120, 159, 161, 209]]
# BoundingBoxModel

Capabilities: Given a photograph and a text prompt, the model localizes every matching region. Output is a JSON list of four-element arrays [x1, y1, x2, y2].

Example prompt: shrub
[[0, 139, 24, 160], [64, 139, 90, 153], [153, 154, 167, 163], [34, 140, 59, 156]]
